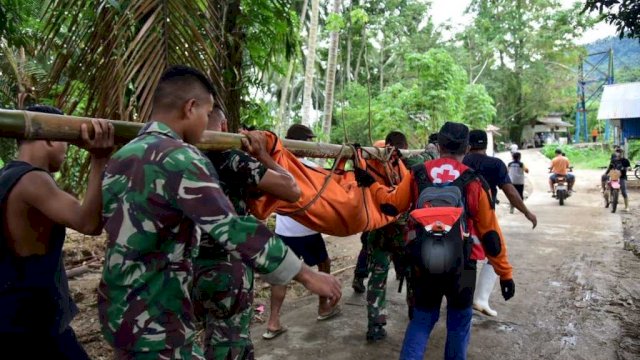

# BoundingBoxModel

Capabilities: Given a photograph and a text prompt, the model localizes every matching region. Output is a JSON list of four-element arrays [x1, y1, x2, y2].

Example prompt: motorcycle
[[634, 161, 640, 180], [553, 174, 570, 206], [604, 169, 622, 213]]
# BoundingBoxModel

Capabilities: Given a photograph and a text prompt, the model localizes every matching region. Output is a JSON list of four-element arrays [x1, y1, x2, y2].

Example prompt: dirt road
[[252, 150, 640, 360]]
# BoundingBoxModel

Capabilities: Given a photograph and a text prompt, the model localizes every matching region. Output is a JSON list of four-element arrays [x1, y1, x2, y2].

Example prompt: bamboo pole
[[0, 110, 425, 159]]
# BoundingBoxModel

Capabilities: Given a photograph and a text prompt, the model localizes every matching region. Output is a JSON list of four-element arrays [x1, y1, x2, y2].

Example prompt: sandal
[[262, 327, 288, 340], [317, 306, 341, 321]]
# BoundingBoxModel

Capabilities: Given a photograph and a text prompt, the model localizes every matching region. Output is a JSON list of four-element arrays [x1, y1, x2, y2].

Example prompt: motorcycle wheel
[[635, 167, 640, 180], [558, 190, 565, 206], [611, 189, 619, 213]]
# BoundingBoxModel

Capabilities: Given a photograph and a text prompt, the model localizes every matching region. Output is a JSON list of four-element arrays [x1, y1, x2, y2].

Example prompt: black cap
[[286, 124, 316, 141], [428, 133, 438, 144], [437, 122, 469, 153], [469, 130, 488, 150]]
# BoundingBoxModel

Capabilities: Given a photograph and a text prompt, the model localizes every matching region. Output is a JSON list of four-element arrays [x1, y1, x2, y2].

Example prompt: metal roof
[[597, 82, 640, 119], [537, 116, 573, 127]]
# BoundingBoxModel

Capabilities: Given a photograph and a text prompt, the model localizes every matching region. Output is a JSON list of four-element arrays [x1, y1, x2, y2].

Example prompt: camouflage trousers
[[366, 226, 405, 328], [114, 343, 204, 360], [192, 253, 255, 360]]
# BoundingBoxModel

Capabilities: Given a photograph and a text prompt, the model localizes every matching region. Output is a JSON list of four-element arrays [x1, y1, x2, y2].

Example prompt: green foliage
[[462, 84, 496, 129], [0, 138, 16, 165], [583, 0, 640, 41], [542, 144, 611, 169], [240, 99, 277, 131], [627, 139, 640, 162], [333, 48, 471, 147], [326, 13, 345, 32], [350, 8, 369, 28]]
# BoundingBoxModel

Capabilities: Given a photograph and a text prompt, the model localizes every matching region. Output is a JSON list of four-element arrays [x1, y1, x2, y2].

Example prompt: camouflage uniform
[[99, 122, 302, 359], [192, 150, 267, 360], [366, 151, 435, 332]]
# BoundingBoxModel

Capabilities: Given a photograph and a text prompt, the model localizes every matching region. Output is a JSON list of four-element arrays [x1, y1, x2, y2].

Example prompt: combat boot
[[366, 324, 387, 342], [352, 277, 366, 294]]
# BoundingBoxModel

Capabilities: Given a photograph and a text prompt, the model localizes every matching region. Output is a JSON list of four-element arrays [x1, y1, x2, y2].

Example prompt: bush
[[542, 144, 611, 169]]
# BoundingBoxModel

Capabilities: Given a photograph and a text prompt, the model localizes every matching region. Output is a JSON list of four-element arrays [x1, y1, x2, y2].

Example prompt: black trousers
[[0, 326, 90, 360], [411, 263, 477, 310]]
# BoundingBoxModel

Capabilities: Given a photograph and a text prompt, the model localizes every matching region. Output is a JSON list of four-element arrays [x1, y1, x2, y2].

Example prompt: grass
[[542, 144, 612, 170]]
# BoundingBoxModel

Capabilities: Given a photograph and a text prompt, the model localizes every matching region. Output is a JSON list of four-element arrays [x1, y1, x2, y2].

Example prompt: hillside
[[585, 36, 640, 74]]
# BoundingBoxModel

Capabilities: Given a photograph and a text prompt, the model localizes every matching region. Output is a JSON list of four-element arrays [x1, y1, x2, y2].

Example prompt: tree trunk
[[346, 3, 352, 83], [301, 0, 320, 126], [379, 34, 384, 91], [277, 0, 309, 136], [353, 27, 366, 84], [220, 0, 243, 132], [322, 0, 342, 138]]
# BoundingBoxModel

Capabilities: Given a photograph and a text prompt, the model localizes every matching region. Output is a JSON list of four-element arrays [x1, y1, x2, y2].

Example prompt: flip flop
[[262, 327, 287, 340], [317, 306, 341, 321]]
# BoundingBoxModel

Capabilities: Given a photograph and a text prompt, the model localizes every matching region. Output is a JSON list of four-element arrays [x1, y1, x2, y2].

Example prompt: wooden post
[[0, 110, 425, 159]]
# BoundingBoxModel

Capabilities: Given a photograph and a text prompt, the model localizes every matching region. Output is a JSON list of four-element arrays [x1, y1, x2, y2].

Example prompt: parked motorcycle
[[604, 169, 622, 213], [634, 161, 640, 180]]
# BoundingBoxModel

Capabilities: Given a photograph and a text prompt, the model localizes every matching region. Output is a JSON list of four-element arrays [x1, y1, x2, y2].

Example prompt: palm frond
[[41, 0, 225, 122]]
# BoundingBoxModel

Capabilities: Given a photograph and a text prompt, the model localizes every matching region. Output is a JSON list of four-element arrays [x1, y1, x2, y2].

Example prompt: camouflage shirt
[[98, 122, 302, 352], [206, 150, 267, 216], [197, 150, 267, 258]]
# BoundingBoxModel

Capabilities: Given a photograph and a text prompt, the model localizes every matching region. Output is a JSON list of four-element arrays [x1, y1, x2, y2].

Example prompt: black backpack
[[406, 163, 490, 275]]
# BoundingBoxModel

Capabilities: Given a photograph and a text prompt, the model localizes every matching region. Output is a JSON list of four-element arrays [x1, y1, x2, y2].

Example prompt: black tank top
[[0, 161, 77, 334]]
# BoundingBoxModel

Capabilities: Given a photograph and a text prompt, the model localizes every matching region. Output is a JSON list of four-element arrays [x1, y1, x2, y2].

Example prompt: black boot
[[366, 324, 387, 342], [352, 277, 366, 294]]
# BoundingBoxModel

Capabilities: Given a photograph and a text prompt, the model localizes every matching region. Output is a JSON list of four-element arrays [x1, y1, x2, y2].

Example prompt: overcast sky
[[429, 0, 617, 44]]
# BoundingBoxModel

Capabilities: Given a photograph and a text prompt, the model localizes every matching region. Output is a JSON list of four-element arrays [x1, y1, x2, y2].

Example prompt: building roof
[[597, 82, 640, 120], [537, 116, 573, 128]]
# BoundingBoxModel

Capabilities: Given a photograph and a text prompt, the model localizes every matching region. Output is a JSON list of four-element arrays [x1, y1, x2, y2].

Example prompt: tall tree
[[583, 0, 640, 41], [465, 0, 594, 140], [277, 0, 309, 135], [322, 0, 343, 138], [301, 0, 320, 126]]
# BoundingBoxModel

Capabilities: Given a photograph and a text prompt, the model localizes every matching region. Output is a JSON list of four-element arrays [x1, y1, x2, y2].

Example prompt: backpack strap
[[411, 163, 432, 194], [451, 169, 495, 210]]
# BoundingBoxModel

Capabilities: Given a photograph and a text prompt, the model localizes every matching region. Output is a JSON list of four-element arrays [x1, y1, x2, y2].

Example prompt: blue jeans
[[399, 306, 473, 360]]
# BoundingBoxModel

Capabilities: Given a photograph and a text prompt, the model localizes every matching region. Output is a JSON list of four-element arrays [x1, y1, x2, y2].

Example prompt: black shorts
[[513, 184, 524, 199], [277, 233, 329, 267]]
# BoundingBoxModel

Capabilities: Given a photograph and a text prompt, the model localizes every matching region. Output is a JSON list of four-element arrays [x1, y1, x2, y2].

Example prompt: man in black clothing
[[0, 105, 114, 359], [603, 148, 631, 211]]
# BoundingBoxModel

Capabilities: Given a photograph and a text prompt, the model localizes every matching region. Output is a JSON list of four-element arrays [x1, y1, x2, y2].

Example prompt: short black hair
[[512, 151, 521, 161], [19, 105, 64, 146], [438, 122, 469, 155], [153, 65, 216, 111], [385, 131, 408, 149], [555, 148, 562, 155]]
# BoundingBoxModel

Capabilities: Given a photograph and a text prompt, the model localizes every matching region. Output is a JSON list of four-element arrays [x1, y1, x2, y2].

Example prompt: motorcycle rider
[[602, 148, 631, 211], [549, 149, 574, 195]]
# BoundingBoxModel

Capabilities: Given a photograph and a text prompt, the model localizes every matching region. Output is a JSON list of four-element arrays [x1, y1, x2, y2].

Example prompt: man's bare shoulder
[[12, 170, 61, 204]]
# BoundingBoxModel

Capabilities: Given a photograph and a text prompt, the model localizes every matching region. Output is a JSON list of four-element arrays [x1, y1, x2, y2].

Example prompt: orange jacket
[[369, 157, 513, 280]]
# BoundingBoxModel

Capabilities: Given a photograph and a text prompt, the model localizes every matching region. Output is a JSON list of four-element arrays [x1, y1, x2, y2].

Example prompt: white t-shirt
[[510, 143, 519, 153], [275, 215, 318, 237], [275, 157, 319, 237]]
